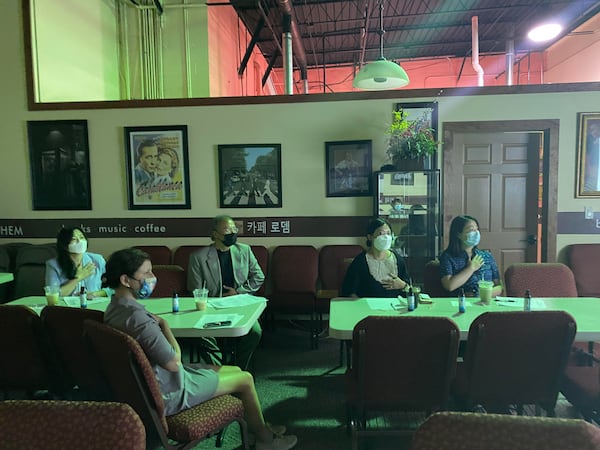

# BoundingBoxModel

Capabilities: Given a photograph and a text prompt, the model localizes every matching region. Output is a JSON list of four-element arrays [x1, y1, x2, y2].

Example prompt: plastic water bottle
[[458, 288, 466, 313], [524, 289, 532, 312], [407, 287, 415, 311], [79, 286, 87, 309], [172, 292, 179, 313]]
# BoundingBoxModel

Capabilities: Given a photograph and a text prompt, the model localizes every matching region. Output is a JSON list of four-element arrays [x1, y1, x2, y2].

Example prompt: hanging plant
[[385, 109, 439, 165]]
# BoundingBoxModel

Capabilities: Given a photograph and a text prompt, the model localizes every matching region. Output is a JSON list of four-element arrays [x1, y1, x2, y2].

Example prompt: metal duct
[[506, 39, 514, 86], [471, 16, 484, 87], [275, 0, 308, 93], [283, 15, 293, 95]]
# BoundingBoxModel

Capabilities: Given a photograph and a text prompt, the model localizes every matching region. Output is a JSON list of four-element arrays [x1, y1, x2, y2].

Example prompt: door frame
[[441, 120, 559, 262]]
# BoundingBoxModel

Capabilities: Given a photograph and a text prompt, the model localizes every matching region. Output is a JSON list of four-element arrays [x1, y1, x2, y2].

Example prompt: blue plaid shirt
[[439, 248, 499, 295]]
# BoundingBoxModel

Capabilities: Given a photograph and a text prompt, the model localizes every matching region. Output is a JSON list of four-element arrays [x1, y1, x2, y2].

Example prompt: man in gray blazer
[[187, 215, 265, 369]]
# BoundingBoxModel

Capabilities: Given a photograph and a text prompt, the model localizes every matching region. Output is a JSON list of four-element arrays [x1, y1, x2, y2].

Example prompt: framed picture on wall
[[218, 144, 282, 208], [576, 112, 600, 197], [394, 101, 439, 170], [124, 125, 191, 209], [27, 119, 92, 210], [325, 140, 372, 197]]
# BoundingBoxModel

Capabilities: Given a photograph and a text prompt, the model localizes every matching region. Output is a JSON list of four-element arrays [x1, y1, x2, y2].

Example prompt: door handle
[[519, 234, 537, 245]]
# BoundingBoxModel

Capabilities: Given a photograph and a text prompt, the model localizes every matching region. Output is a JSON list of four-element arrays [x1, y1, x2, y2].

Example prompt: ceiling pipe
[[282, 14, 293, 95], [506, 38, 514, 86], [275, 0, 308, 93], [471, 16, 484, 87]]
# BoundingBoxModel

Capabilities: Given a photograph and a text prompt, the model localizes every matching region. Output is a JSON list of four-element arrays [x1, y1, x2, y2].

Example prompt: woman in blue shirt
[[45, 227, 111, 298], [439, 215, 502, 297]]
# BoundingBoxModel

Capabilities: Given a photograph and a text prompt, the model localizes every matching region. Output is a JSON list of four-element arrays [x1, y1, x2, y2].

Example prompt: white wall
[[3, 1, 600, 259]]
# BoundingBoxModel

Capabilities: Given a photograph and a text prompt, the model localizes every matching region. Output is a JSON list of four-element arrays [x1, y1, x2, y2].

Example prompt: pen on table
[[495, 299, 515, 302]]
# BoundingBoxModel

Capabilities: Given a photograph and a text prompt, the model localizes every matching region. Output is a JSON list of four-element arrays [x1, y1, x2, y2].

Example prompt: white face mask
[[68, 240, 87, 254], [373, 234, 393, 251]]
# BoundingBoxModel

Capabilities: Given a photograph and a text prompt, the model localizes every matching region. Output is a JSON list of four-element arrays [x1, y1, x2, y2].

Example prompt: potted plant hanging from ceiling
[[385, 108, 438, 171]]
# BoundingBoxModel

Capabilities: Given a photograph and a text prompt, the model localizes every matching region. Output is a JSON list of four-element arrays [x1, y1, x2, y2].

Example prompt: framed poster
[[325, 140, 372, 197], [124, 125, 191, 209], [576, 112, 600, 197], [27, 120, 91, 210], [218, 144, 282, 208]]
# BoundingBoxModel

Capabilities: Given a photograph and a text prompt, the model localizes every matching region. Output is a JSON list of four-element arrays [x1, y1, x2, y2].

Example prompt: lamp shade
[[353, 58, 410, 90]]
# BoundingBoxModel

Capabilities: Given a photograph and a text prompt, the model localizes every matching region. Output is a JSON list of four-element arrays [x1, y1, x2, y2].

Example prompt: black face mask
[[222, 233, 237, 247]]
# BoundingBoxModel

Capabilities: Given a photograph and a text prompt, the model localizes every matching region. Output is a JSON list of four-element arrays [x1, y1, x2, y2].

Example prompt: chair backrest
[[422, 259, 450, 297], [133, 245, 172, 265], [567, 244, 600, 297], [463, 310, 577, 411], [12, 243, 57, 299], [504, 263, 578, 297], [250, 245, 269, 296], [351, 316, 459, 411], [0, 400, 146, 450], [411, 412, 600, 450], [0, 242, 32, 272], [83, 319, 169, 433], [173, 245, 206, 273], [318, 244, 363, 292], [151, 265, 187, 297], [269, 245, 318, 314], [0, 305, 50, 392], [40, 306, 105, 396]]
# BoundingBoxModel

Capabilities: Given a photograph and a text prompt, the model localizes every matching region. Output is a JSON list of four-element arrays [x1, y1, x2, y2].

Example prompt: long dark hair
[[446, 215, 479, 256], [103, 248, 150, 289], [365, 217, 392, 247], [56, 227, 87, 279]]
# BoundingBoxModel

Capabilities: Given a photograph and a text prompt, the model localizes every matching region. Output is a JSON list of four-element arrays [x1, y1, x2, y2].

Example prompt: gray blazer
[[187, 243, 265, 297]]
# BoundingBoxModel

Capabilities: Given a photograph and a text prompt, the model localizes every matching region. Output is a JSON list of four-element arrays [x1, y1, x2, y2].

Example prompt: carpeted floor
[[190, 322, 584, 450]]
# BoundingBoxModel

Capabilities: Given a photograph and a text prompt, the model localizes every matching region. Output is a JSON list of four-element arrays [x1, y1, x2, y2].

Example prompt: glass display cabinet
[[375, 170, 441, 285]]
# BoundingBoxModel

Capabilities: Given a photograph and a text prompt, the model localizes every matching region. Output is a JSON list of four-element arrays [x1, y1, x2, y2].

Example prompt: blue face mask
[[133, 277, 157, 299], [463, 230, 481, 247], [394, 204, 402, 211]]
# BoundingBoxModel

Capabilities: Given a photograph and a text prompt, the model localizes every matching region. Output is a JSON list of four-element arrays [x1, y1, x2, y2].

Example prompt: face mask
[[133, 277, 157, 299], [68, 240, 87, 254], [394, 204, 402, 211], [373, 234, 393, 251], [464, 230, 481, 247], [222, 233, 238, 247]]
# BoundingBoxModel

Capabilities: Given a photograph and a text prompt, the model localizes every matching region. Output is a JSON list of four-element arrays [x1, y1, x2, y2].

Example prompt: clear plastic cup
[[478, 280, 494, 305], [193, 288, 209, 311], [44, 285, 60, 306]]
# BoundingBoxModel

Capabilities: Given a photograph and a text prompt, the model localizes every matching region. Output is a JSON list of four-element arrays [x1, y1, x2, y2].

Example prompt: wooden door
[[443, 128, 542, 280]]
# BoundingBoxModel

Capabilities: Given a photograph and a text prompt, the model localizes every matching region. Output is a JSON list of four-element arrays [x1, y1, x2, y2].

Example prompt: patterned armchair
[[0, 400, 146, 450], [411, 412, 600, 450]]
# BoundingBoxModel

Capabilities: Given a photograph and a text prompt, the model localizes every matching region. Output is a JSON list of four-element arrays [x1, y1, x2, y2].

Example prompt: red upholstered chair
[[504, 263, 578, 297], [422, 259, 451, 297], [150, 264, 187, 297], [0, 305, 52, 397], [347, 316, 460, 450], [84, 320, 249, 450], [250, 245, 269, 297], [13, 243, 57, 298], [561, 360, 600, 423], [173, 245, 206, 273], [317, 244, 363, 305], [411, 412, 600, 450], [453, 311, 576, 416], [0, 400, 146, 450], [567, 244, 600, 297], [269, 245, 319, 347], [133, 245, 172, 265], [40, 306, 106, 399]]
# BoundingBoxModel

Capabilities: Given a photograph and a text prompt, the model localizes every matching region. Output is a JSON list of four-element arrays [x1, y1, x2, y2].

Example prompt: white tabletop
[[7, 295, 267, 338], [0, 273, 14, 285], [329, 296, 600, 341]]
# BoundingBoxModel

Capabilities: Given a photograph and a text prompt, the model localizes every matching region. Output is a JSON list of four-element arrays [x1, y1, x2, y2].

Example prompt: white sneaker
[[255, 434, 297, 450], [248, 424, 287, 445]]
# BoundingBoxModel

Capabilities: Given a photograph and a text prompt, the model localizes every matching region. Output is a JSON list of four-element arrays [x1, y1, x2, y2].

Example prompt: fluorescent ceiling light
[[528, 23, 562, 42]]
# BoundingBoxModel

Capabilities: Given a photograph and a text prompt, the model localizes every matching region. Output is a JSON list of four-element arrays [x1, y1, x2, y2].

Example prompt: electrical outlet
[[585, 207, 594, 219]]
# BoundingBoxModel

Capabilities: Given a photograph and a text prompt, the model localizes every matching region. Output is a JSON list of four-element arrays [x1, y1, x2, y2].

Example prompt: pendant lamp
[[353, 1, 409, 90]]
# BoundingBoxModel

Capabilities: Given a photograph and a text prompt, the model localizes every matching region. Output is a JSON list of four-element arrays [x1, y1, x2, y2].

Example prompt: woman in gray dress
[[103, 247, 297, 450]]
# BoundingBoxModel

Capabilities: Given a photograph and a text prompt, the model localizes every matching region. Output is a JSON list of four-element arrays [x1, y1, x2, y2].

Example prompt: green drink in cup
[[478, 280, 494, 305]]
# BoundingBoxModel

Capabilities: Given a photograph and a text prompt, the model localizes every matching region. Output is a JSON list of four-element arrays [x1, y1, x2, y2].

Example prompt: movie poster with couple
[[125, 125, 191, 209]]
